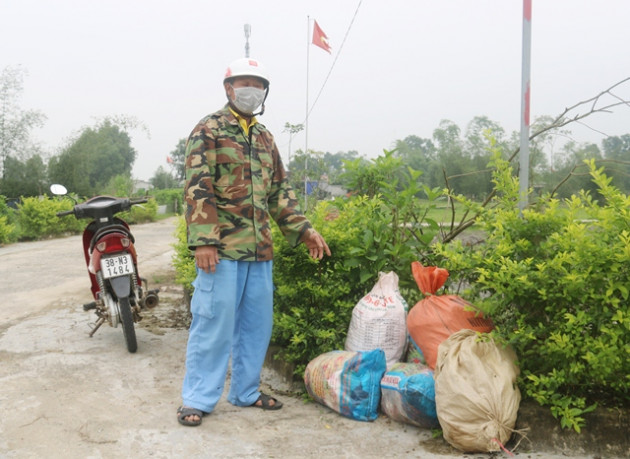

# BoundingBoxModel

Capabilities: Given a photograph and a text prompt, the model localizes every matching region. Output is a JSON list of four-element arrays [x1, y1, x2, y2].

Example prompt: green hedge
[[0, 197, 18, 244], [17, 196, 82, 240], [434, 155, 630, 432], [10, 195, 157, 241], [151, 188, 184, 215], [172, 216, 195, 295], [120, 198, 158, 224], [271, 199, 375, 376]]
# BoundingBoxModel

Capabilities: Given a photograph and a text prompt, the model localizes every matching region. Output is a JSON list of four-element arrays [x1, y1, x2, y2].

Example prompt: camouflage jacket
[[184, 105, 312, 261]]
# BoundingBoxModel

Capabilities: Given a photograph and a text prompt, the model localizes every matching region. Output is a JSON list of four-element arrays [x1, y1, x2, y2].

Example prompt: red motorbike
[[52, 184, 159, 353]]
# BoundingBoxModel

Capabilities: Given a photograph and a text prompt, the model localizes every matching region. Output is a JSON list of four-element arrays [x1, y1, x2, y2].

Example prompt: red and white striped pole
[[519, 0, 532, 212]]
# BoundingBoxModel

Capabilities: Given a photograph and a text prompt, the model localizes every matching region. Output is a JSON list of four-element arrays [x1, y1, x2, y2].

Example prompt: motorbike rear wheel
[[118, 296, 137, 353]]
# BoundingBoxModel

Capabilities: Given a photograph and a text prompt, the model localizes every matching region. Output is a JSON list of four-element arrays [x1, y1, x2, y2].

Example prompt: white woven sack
[[344, 271, 408, 369], [434, 329, 521, 453]]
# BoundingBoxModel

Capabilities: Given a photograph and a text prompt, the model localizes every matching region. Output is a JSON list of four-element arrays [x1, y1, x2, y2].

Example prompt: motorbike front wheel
[[118, 296, 137, 353]]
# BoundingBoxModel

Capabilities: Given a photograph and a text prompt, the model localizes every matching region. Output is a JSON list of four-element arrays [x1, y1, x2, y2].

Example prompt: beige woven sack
[[434, 329, 521, 453]]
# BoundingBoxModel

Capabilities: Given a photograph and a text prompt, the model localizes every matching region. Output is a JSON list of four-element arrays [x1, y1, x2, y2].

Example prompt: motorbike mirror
[[50, 184, 68, 196]]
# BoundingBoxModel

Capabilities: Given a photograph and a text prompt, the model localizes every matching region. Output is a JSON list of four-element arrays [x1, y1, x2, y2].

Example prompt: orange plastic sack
[[406, 261, 494, 369]]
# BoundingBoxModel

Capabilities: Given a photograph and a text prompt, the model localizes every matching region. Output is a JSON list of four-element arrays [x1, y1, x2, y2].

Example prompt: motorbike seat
[[89, 224, 135, 252]]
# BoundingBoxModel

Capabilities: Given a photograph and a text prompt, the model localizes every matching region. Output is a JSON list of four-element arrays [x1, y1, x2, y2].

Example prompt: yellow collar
[[229, 107, 257, 135]]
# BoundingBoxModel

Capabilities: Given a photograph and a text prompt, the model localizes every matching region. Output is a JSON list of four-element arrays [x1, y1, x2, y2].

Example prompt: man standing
[[177, 57, 330, 426]]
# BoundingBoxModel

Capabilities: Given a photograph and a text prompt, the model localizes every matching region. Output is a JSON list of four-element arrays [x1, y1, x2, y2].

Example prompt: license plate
[[100, 254, 134, 279]]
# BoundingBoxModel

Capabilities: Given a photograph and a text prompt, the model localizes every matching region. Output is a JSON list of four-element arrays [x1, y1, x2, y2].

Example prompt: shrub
[[0, 197, 18, 244], [172, 216, 195, 295], [49, 197, 84, 234], [151, 188, 184, 215], [0, 214, 16, 244], [17, 196, 82, 240], [15, 193, 155, 240], [434, 154, 630, 432], [121, 198, 158, 224], [271, 198, 374, 377]]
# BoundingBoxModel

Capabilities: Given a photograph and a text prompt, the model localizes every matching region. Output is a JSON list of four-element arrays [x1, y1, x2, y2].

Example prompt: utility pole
[[244, 24, 251, 57]]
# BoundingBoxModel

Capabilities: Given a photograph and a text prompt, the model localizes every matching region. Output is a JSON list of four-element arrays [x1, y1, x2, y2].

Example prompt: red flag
[[166, 156, 174, 164], [312, 20, 331, 54]]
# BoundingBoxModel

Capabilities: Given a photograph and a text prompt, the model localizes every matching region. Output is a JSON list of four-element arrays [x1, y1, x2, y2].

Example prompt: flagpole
[[304, 15, 310, 211]]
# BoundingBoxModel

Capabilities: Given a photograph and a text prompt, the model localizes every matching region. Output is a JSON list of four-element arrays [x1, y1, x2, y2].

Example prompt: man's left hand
[[304, 229, 331, 260]]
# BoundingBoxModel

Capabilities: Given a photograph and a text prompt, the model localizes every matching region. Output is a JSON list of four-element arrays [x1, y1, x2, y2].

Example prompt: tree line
[[285, 116, 630, 204], [0, 66, 183, 199]]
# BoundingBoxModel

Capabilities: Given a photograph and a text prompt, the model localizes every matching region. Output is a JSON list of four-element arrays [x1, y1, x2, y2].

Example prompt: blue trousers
[[181, 260, 273, 413]]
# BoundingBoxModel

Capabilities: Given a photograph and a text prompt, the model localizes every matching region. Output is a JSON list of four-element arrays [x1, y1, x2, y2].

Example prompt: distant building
[[319, 181, 347, 198], [315, 174, 347, 199], [133, 180, 153, 193]]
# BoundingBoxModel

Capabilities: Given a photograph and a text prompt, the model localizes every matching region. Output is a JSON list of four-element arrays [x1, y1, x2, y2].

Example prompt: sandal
[[250, 392, 283, 410], [177, 406, 207, 426]]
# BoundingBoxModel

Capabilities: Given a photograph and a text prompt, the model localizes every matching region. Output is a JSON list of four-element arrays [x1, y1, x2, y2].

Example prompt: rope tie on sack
[[492, 438, 514, 456], [491, 424, 531, 456], [508, 425, 532, 452]]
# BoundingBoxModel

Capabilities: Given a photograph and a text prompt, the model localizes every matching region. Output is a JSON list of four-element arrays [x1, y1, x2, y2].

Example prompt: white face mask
[[231, 86, 266, 115]]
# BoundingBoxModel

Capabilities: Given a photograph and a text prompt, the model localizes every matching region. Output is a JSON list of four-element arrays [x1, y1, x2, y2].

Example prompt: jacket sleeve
[[184, 122, 221, 250], [266, 137, 312, 247]]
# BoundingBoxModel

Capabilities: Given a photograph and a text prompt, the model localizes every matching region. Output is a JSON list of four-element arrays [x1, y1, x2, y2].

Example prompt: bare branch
[[562, 76, 630, 115], [574, 120, 610, 138], [446, 168, 493, 180], [439, 77, 630, 243], [508, 77, 630, 162], [608, 90, 630, 109], [549, 163, 583, 199]]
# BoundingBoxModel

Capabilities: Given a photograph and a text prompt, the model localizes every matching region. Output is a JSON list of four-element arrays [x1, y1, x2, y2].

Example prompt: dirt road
[[0, 217, 586, 458]]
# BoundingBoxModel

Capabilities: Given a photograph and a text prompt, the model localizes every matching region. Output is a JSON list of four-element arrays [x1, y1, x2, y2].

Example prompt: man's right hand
[[195, 245, 219, 273]]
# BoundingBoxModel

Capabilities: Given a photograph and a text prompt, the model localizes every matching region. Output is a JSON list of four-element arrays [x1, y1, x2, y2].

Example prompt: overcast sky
[[2, 0, 629, 180]]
